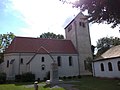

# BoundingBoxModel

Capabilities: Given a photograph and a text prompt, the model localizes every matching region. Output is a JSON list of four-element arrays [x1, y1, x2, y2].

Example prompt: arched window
[[20, 58, 23, 64], [57, 56, 61, 66], [41, 64, 45, 70], [100, 63, 104, 71], [118, 61, 120, 71], [108, 62, 113, 71], [7, 60, 9, 68], [68, 25, 72, 32], [69, 56, 73, 66], [41, 57, 44, 62]]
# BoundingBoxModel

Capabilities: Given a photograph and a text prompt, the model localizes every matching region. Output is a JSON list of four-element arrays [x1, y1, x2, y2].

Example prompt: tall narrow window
[[108, 62, 113, 71], [41, 57, 44, 62], [41, 65, 45, 70], [57, 56, 61, 66], [68, 25, 72, 32], [82, 23, 85, 28], [7, 60, 9, 68], [20, 58, 23, 64], [118, 61, 120, 71], [100, 63, 104, 71], [79, 22, 82, 26], [69, 56, 73, 66]]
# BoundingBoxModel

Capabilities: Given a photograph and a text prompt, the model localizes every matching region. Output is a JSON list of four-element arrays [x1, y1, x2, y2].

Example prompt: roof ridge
[[15, 36, 71, 41]]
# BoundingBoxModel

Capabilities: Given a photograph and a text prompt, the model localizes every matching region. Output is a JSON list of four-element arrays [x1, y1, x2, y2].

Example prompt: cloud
[[8, 0, 79, 37]]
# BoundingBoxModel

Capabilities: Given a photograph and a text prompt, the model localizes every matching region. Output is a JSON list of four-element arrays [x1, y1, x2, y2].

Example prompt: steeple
[[65, 12, 93, 75]]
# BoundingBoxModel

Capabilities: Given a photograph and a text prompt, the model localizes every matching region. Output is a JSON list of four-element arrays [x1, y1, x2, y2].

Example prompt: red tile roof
[[5, 37, 78, 54]]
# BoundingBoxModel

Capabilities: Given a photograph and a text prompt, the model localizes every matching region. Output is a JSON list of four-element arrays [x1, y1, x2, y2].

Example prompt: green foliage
[[85, 57, 93, 73], [15, 75, 22, 82], [0, 32, 15, 52], [40, 32, 64, 39], [96, 37, 120, 57], [46, 71, 50, 80], [15, 72, 35, 82], [60, 0, 120, 28], [21, 72, 35, 82], [0, 72, 6, 84]]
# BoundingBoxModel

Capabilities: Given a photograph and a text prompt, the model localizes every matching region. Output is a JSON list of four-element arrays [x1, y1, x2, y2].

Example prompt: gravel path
[[24, 80, 80, 90]]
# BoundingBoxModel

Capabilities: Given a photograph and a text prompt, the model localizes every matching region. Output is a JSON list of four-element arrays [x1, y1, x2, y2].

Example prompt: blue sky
[[0, 0, 120, 46]]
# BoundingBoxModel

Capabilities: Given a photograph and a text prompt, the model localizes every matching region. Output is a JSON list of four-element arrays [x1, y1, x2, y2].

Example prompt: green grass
[[0, 77, 120, 90], [0, 83, 64, 90], [71, 76, 120, 90]]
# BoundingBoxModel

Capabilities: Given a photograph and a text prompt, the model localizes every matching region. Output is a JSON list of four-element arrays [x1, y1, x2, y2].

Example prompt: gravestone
[[50, 62, 59, 86]]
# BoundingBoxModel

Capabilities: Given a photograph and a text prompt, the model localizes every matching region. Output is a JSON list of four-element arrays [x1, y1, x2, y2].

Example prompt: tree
[[39, 32, 64, 39], [85, 57, 93, 73], [0, 32, 15, 53], [96, 37, 120, 57], [60, 0, 120, 28]]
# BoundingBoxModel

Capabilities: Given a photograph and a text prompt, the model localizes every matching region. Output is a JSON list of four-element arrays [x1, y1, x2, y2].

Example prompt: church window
[[117, 61, 120, 71], [7, 60, 9, 68], [100, 63, 104, 71], [82, 23, 85, 28], [79, 22, 82, 26], [57, 56, 61, 66], [68, 25, 72, 32], [20, 58, 23, 64], [41, 57, 44, 62], [108, 62, 113, 71], [79, 22, 85, 28], [69, 56, 73, 66], [41, 64, 45, 70]]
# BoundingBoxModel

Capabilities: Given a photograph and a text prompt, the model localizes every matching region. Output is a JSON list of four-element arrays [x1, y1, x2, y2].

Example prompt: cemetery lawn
[[0, 83, 64, 90], [0, 77, 120, 90], [71, 76, 120, 90]]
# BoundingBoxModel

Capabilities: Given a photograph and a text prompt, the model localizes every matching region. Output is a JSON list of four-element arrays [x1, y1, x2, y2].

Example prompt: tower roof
[[64, 12, 88, 29]]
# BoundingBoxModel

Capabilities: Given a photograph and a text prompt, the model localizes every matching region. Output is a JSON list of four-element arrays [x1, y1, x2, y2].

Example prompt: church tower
[[65, 12, 93, 75]]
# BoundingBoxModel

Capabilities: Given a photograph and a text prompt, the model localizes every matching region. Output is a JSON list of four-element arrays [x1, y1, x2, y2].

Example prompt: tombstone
[[50, 62, 59, 86]]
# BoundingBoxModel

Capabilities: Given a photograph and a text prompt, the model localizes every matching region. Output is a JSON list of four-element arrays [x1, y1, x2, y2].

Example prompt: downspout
[[74, 21, 80, 75], [18, 53, 21, 74]]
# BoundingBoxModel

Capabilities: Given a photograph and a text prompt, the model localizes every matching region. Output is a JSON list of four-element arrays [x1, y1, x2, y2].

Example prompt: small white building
[[93, 45, 120, 78], [1, 12, 93, 80]]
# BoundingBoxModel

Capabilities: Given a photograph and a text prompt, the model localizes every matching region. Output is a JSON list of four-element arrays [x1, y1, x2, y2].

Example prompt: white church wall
[[29, 54, 79, 80], [93, 58, 120, 78]]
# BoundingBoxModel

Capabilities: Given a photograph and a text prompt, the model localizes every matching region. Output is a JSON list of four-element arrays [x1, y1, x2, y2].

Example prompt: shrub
[[63, 76, 66, 79], [78, 75, 81, 79], [21, 72, 35, 82], [73, 76, 76, 79], [0, 72, 6, 84], [46, 71, 50, 80], [15, 74, 21, 82], [68, 76, 72, 79]]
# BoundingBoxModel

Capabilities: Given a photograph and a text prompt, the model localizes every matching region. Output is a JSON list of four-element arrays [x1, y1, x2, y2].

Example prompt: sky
[[0, 0, 120, 46]]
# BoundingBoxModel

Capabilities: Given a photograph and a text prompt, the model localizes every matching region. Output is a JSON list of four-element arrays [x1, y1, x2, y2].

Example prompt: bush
[[0, 72, 6, 84], [15, 74, 21, 82], [67, 76, 72, 79], [21, 72, 35, 82], [78, 75, 81, 78], [63, 76, 66, 79], [46, 71, 50, 80], [73, 76, 76, 79]]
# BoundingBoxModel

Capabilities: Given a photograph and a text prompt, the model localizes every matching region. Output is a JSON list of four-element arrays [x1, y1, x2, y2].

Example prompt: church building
[[2, 12, 93, 80]]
